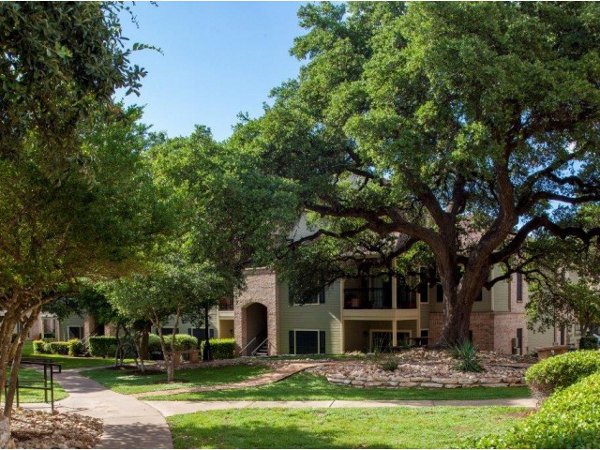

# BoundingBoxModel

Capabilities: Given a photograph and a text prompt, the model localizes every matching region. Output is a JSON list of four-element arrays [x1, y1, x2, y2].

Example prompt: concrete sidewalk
[[145, 397, 537, 417], [24, 370, 173, 449]]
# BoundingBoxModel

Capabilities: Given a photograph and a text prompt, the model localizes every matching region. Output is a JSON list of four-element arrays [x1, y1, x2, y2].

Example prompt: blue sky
[[119, 2, 305, 141]]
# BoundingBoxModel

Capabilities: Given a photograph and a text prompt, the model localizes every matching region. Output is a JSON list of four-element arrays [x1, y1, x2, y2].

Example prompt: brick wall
[[234, 268, 279, 355], [429, 311, 527, 354]]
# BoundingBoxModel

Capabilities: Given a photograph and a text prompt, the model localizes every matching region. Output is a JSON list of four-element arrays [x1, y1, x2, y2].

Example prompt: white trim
[[291, 329, 322, 355]]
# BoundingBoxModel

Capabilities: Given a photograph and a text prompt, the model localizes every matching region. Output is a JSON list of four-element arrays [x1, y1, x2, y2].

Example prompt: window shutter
[[319, 288, 326, 304], [289, 330, 295, 354], [319, 331, 326, 354]]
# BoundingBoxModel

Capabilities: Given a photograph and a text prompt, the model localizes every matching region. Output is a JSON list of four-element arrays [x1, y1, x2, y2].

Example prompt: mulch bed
[[10, 409, 102, 449]]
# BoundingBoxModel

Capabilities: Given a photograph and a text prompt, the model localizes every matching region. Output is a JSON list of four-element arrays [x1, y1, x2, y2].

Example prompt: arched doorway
[[241, 303, 268, 355]]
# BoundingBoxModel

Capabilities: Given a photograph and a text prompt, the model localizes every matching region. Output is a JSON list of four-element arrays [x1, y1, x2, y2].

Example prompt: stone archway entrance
[[234, 268, 279, 356], [241, 303, 268, 355]]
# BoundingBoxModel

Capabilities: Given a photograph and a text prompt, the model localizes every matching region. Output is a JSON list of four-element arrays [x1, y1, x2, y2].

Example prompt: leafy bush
[[146, 333, 198, 358], [168, 334, 198, 351], [579, 335, 598, 350], [88, 336, 118, 358], [476, 372, 600, 448], [32, 340, 47, 354], [452, 341, 484, 372], [47, 341, 70, 355], [380, 357, 398, 372], [525, 350, 600, 397], [67, 339, 85, 356], [202, 338, 236, 360]]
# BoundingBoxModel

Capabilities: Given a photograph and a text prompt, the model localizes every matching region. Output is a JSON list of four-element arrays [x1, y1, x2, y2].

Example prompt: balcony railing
[[344, 288, 392, 309], [219, 298, 234, 311]]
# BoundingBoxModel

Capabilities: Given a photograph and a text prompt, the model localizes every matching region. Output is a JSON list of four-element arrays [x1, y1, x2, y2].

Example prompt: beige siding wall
[[278, 280, 342, 354]]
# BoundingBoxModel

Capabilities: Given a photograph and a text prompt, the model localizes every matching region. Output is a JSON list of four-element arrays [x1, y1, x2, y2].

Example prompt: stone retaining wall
[[325, 374, 526, 389]]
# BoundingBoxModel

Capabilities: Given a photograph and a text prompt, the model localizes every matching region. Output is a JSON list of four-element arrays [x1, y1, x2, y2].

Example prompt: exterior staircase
[[253, 340, 269, 357]]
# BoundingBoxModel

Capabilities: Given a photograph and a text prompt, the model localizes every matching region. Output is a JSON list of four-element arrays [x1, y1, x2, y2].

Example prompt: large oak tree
[[246, 2, 600, 346]]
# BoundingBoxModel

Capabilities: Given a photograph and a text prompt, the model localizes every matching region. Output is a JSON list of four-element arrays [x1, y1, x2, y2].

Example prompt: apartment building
[[232, 266, 578, 356]]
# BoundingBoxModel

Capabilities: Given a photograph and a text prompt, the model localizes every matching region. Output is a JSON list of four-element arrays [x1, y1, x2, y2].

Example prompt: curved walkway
[[132, 361, 318, 398], [145, 397, 537, 417], [27, 369, 173, 449]]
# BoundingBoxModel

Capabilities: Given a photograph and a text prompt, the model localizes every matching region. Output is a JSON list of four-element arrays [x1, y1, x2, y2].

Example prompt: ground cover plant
[[167, 406, 527, 449], [525, 350, 600, 397], [143, 372, 530, 401], [477, 372, 600, 448], [84, 364, 268, 395]]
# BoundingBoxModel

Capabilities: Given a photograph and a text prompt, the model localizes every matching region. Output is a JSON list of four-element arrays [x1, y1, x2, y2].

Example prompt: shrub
[[32, 340, 46, 354], [525, 350, 600, 397], [380, 357, 398, 372], [88, 336, 118, 358], [146, 333, 198, 358], [48, 341, 70, 355], [202, 338, 236, 360], [579, 334, 598, 350], [168, 334, 198, 352], [67, 339, 85, 356], [452, 341, 484, 372], [476, 372, 600, 448]]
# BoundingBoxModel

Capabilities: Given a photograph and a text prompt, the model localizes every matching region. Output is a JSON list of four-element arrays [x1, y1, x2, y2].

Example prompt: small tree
[[107, 260, 228, 382], [526, 209, 600, 341]]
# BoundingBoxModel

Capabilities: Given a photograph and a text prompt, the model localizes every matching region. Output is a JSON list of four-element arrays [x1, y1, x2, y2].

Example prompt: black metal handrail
[[11, 358, 62, 412]]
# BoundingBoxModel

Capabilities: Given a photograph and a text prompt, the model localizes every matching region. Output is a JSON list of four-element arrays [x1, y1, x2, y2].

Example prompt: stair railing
[[251, 337, 269, 356], [239, 336, 257, 357]]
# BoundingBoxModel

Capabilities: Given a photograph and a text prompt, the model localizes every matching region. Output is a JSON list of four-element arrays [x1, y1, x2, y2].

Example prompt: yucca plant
[[452, 341, 484, 372]]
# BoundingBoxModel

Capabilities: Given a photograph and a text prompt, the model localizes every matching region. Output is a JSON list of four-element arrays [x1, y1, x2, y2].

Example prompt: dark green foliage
[[147, 333, 162, 355], [32, 340, 46, 354], [202, 338, 236, 360], [47, 341, 70, 355], [168, 334, 198, 352], [67, 339, 85, 357], [379, 357, 399, 372], [579, 335, 598, 350], [525, 350, 600, 397], [88, 336, 118, 358], [476, 372, 600, 448], [146, 333, 198, 357], [452, 341, 484, 373]]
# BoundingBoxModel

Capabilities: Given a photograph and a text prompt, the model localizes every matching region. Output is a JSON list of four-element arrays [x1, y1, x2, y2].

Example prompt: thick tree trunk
[[436, 261, 491, 347]]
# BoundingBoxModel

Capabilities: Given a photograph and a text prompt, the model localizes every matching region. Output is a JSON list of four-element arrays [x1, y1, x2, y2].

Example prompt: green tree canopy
[[243, 2, 600, 345]]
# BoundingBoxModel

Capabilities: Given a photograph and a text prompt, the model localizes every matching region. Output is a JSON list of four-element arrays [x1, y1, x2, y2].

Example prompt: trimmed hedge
[[67, 339, 85, 356], [47, 341, 70, 355], [579, 335, 598, 349], [147, 333, 198, 357], [88, 336, 117, 358], [525, 350, 600, 397], [476, 372, 600, 448], [33, 340, 47, 354], [202, 338, 235, 360]]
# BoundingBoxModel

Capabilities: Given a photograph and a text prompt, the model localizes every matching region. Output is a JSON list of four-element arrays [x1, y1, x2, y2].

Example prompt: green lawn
[[11, 368, 68, 403], [168, 406, 527, 448], [143, 372, 530, 401], [22, 340, 134, 369], [84, 364, 268, 395]]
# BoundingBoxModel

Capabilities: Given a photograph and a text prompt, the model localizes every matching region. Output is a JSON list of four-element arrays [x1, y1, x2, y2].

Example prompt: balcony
[[344, 288, 392, 309], [219, 298, 234, 311]]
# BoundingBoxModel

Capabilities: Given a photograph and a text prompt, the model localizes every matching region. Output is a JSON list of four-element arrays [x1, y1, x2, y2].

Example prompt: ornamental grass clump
[[452, 341, 484, 373]]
